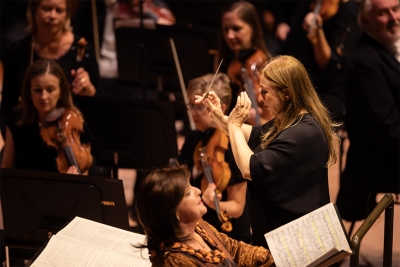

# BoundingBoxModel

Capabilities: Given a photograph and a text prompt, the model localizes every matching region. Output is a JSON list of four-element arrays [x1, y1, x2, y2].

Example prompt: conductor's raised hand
[[195, 91, 225, 122], [228, 91, 251, 128]]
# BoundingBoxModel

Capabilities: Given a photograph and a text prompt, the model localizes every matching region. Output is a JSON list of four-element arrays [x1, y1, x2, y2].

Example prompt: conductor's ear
[[283, 88, 291, 101]]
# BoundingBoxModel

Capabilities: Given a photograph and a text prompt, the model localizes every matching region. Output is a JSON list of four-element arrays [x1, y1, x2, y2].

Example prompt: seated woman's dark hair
[[135, 164, 191, 254]]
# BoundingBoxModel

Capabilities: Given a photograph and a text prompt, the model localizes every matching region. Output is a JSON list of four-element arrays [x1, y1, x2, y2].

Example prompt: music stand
[[114, 20, 217, 92], [74, 96, 178, 177], [0, 168, 130, 263]]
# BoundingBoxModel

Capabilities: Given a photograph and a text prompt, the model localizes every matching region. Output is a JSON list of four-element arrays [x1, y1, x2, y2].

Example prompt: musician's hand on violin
[[228, 92, 251, 128], [202, 183, 222, 210], [195, 91, 225, 122], [71, 68, 96, 96], [67, 165, 80, 175]]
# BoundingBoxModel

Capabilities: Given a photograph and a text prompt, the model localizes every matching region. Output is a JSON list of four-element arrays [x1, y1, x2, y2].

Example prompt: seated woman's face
[[30, 73, 61, 120], [175, 183, 207, 224], [35, 0, 67, 34], [187, 93, 215, 132], [222, 10, 253, 54]]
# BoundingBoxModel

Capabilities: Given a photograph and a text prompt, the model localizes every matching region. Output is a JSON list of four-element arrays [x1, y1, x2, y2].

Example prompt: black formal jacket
[[337, 33, 400, 220]]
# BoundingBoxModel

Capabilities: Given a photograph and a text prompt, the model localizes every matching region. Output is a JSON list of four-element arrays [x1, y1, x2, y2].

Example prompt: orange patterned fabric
[[149, 219, 275, 267]]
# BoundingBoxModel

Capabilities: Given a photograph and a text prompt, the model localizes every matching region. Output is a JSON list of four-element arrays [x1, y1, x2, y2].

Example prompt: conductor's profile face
[[259, 76, 285, 116]]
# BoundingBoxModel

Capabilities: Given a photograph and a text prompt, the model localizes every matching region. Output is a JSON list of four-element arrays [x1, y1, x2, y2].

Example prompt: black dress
[[1, 33, 101, 121], [247, 114, 330, 247], [179, 128, 252, 244]]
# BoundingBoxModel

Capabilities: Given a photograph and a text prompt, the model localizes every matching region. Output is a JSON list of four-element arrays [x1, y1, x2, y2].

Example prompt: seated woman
[[197, 55, 338, 247], [179, 73, 251, 243], [135, 164, 275, 267], [1, 0, 100, 121], [1, 59, 96, 175]]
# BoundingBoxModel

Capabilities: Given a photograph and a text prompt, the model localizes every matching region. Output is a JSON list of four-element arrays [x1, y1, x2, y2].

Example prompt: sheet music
[[31, 217, 151, 267], [265, 203, 351, 267]]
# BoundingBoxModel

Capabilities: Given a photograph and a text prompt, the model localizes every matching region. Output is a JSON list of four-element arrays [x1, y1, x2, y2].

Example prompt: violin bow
[[309, 0, 323, 35], [203, 58, 224, 100], [169, 38, 196, 130]]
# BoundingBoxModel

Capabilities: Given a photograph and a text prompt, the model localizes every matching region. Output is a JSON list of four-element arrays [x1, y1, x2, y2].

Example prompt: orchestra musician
[[135, 164, 275, 267], [217, 1, 273, 125], [1, 0, 100, 123], [281, 0, 361, 122], [1, 59, 96, 175], [178, 73, 252, 244], [197, 55, 337, 248]]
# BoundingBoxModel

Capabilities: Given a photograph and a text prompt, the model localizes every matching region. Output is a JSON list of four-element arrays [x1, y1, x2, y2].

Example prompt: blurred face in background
[[364, 0, 400, 46], [222, 9, 253, 55], [187, 92, 215, 132], [35, 0, 67, 34]]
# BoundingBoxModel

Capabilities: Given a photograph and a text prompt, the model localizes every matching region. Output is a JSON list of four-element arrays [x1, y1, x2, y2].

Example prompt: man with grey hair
[[336, 0, 400, 221]]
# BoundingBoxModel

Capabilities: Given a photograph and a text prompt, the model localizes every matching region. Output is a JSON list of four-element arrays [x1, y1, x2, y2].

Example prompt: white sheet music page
[[264, 203, 352, 267], [31, 216, 151, 267]]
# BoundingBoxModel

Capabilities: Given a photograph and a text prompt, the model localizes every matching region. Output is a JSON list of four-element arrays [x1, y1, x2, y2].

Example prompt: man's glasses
[[186, 103, 207, 113]]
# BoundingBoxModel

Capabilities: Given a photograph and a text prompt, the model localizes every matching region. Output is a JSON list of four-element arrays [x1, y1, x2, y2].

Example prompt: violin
[[40, 108, 93, 174], [310, 0, 340, 22], [227, 48, 272, 125], [193, 128, 232, 232], [307, 0, 340, 42]]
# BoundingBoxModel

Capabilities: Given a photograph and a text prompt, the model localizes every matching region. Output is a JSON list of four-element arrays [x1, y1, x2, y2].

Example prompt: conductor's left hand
[[228, 91, 252, 128]]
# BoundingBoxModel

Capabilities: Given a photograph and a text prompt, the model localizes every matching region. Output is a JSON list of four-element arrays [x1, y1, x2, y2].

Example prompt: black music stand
[[74, 96, 178, 177], [114, 20, 217, 92], [0, 168, 130, 263]]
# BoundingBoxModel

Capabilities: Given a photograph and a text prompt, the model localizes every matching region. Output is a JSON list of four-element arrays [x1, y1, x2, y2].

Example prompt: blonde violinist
[[178, 73, 251, 243], [1, 0, 100, 122]]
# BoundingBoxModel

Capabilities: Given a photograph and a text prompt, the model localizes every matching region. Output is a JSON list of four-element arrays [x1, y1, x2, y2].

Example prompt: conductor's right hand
[[195, 91, 225, 123]]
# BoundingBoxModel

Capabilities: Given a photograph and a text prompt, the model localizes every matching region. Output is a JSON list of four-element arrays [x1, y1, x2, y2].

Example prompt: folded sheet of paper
[[31, 216, 151, 267], [265, 203, 353, 267]]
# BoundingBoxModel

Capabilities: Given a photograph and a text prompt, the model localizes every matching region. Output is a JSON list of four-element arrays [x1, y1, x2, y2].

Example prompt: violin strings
[[199, 147, 223, 214]]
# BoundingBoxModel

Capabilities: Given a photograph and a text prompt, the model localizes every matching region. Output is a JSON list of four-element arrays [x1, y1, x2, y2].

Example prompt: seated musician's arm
[[1, 127, 15, 168]]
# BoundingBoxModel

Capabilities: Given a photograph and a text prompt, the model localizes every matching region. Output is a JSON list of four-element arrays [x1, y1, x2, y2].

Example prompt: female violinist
[[218, 1, 273, 125], [1, 0, 100, 122], [1, 59, 96, 175], [178, 73, 252, 243], [281, 0, 361, 122]]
